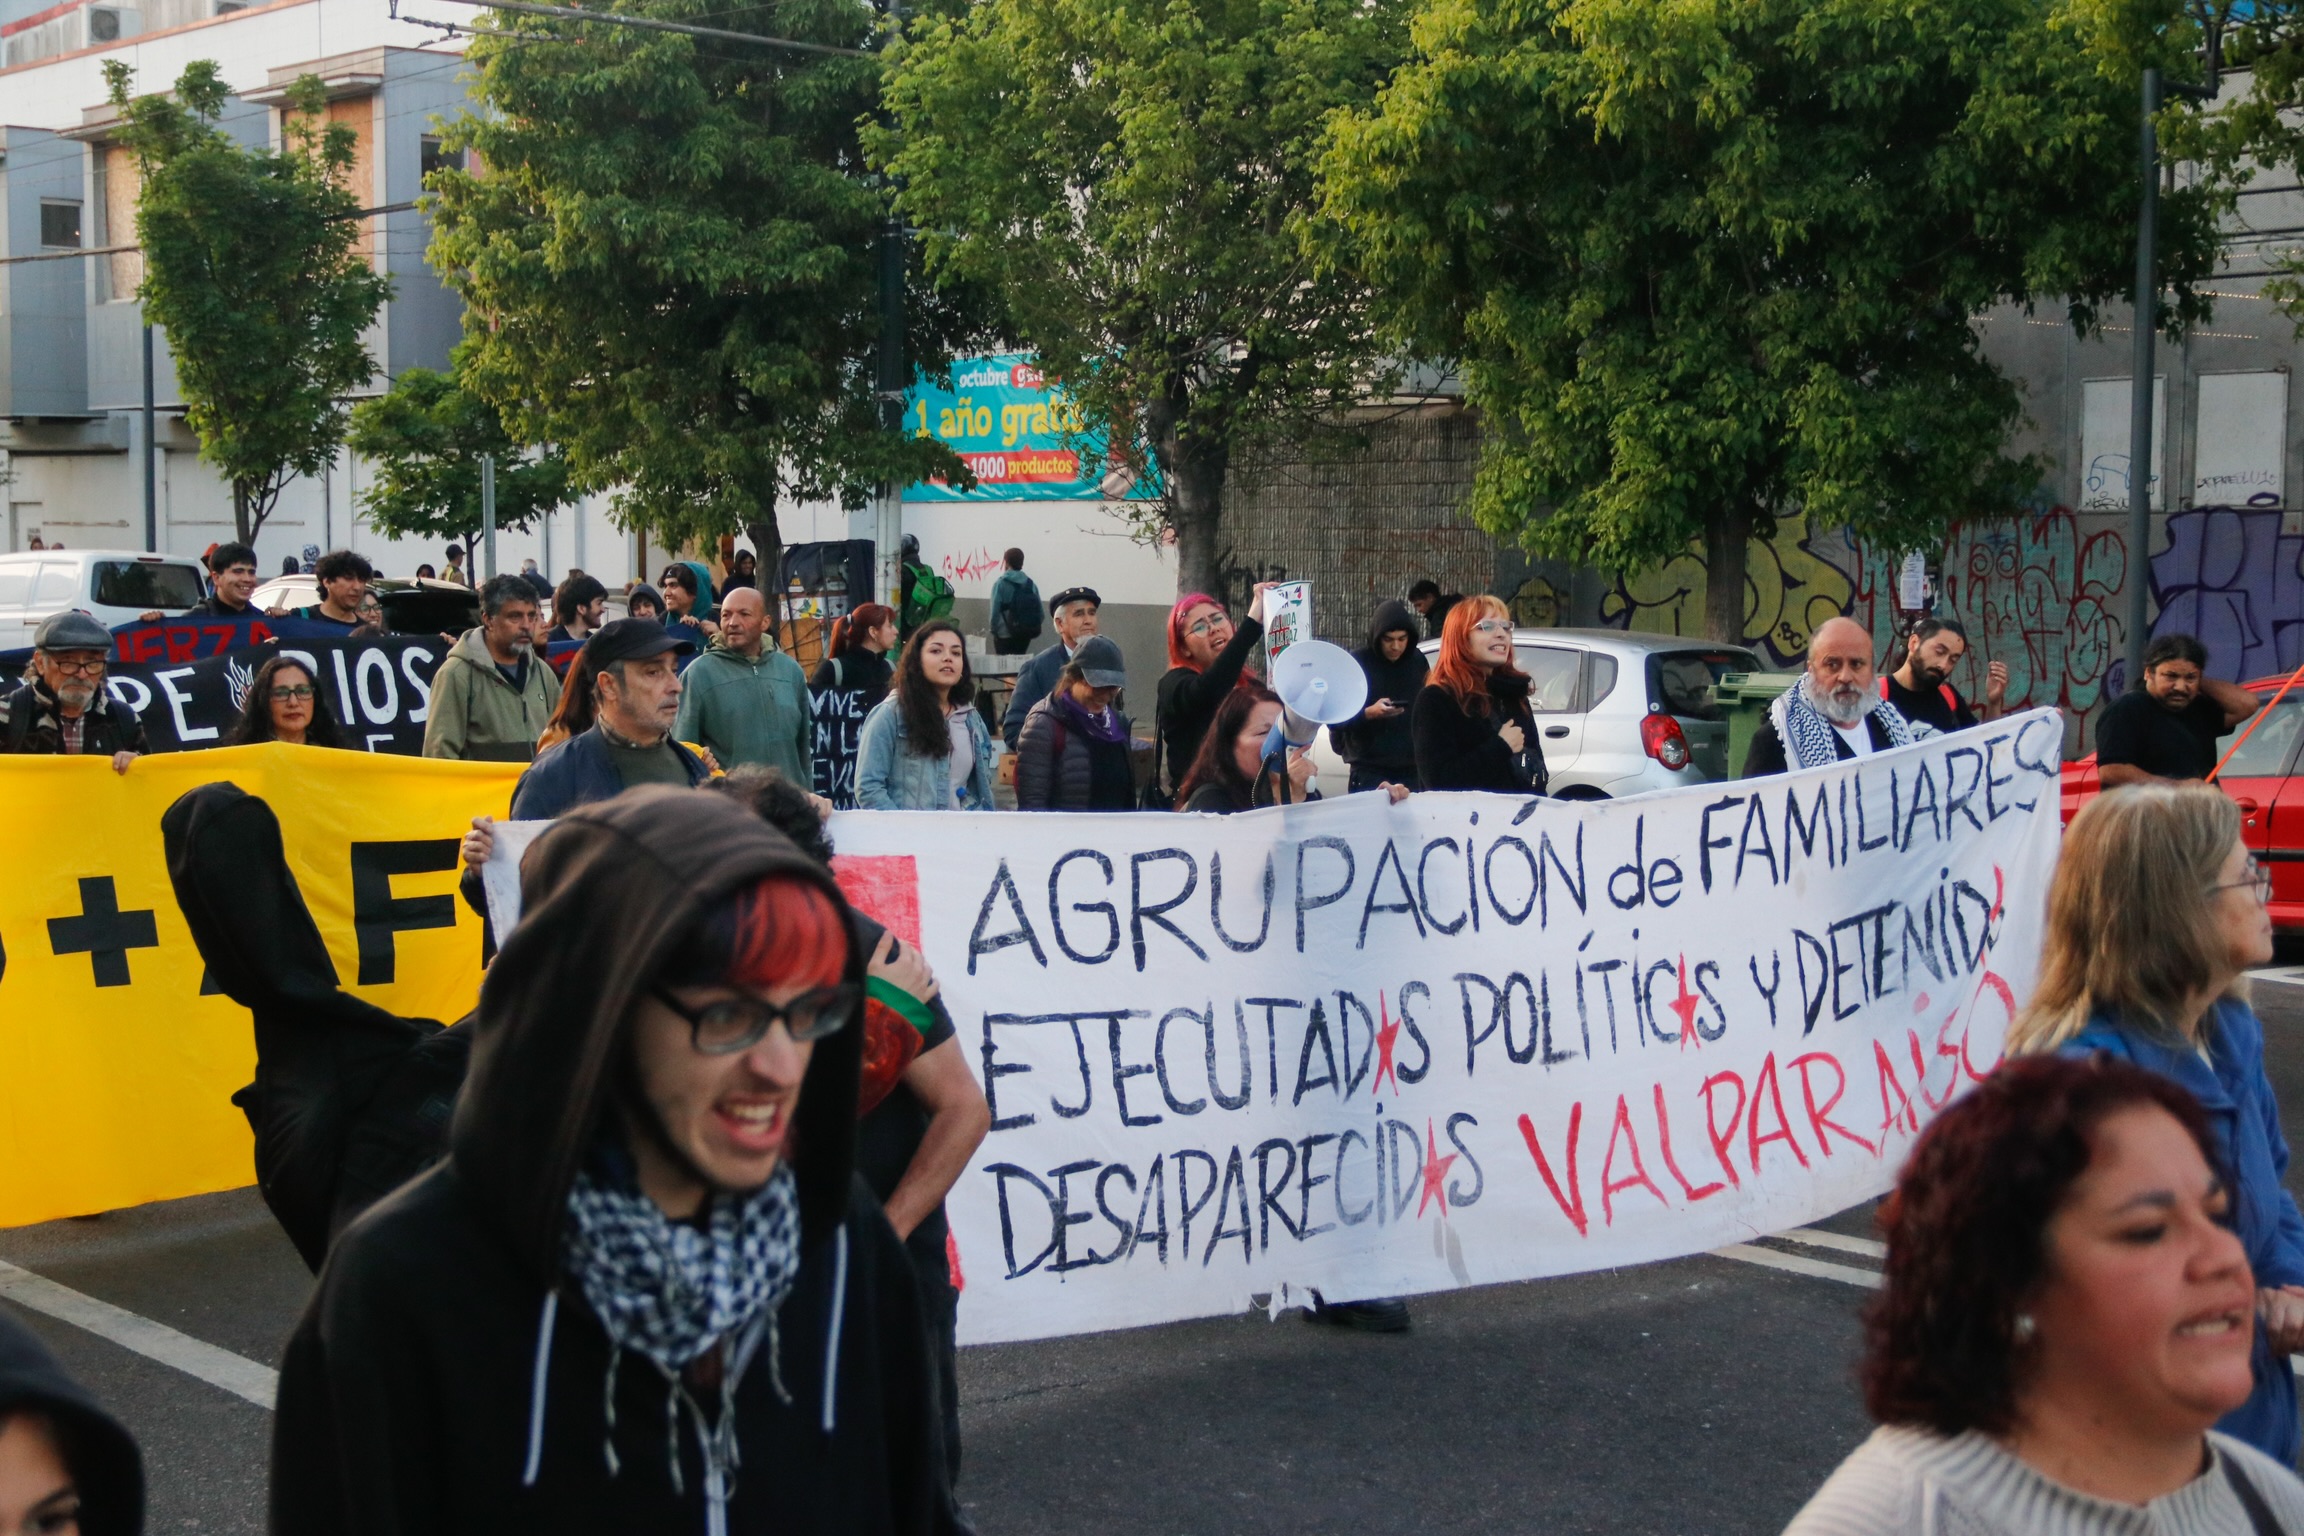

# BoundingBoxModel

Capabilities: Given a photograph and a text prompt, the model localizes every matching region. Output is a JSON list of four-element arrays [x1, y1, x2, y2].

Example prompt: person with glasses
[[2008, 784, 2304, 1464], [272, 787, 957, 1534], [228, 656, 346, 749], [1156, 582, 1277, 802], [0, 612, 145, 770], [1411, 596, 1545, 794]]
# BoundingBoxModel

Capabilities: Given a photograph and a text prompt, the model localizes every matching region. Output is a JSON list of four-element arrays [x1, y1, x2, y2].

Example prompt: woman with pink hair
[[1154, 581, 1276, 803]]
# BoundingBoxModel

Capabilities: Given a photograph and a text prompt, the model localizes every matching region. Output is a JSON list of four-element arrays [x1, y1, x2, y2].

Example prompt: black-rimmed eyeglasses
[[649, 983, 860, 1054]]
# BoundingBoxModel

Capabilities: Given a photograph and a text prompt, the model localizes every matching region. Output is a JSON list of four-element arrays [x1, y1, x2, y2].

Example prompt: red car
[[2062, 676, 2304, 929]]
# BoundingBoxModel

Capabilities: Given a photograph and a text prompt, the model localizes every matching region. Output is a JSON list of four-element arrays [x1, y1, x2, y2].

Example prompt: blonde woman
[[2008, 783, 2303, 1463]]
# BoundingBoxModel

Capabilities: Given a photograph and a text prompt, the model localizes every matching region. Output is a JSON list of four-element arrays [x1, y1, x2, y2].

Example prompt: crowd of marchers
[[15, 540, 2304, 1532]]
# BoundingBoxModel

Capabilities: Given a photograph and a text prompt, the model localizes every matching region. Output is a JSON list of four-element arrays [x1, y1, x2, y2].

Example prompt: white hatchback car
[[1307, 628, 1763, 800], [0, 549, 208, 648]]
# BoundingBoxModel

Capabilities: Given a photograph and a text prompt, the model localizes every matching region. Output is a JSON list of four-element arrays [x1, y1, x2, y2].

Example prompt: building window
[[419, 135, 464, 179], [39, 201, 81, 249]]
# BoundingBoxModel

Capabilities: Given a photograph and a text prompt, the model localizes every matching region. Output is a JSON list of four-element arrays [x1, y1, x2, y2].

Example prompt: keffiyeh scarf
[[562, 1153, 801, 1533], [1769, 679, 1915, 770]]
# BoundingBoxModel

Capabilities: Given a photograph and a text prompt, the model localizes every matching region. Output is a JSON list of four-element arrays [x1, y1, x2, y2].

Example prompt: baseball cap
[[583, 618, 694, 667], [1071, 634, 1127, 689], [33, 612, 113, 654], [1048, 585, 1101, 614]]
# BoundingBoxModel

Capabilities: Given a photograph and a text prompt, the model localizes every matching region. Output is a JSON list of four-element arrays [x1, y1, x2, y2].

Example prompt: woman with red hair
[[1155, 581, 1276, 802], [1411, 596, 1545, 794]]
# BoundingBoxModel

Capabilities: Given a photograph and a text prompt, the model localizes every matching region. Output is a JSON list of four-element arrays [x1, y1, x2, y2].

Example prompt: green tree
[[106, 61, 391, 545], [871, 0, 1405, 602], [347, 359, 575, 548], [425, 0, 978, 598], [1318, 0, 2221, 641]]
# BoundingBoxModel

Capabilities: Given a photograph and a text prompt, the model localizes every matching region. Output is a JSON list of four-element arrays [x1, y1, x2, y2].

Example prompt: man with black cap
[[1001, 585, 1101, 750], [459, 619, 716, 915], [1014, 635, 1136, 811], [0, 612, 145, 769]]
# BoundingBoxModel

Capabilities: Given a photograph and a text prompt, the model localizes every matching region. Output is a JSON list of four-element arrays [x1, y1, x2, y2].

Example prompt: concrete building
[[0, 0, 644, 584]]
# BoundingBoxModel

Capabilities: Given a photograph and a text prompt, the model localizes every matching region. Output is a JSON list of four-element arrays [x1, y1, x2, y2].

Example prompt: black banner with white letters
[[101, 637, 445, 754]]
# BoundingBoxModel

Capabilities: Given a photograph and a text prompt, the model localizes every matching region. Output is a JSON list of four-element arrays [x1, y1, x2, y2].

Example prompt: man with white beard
[[1741, 615, 1915, 776], [0, 612, 145, 770]]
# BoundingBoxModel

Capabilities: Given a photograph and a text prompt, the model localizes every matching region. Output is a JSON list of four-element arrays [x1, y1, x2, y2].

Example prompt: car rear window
[[1515, 646, 1584, 713], [1650, 650, 1757, 721], [380, 587, 481, 636], [93, 560, 204, 609], [2222, 696, 2304, 778]]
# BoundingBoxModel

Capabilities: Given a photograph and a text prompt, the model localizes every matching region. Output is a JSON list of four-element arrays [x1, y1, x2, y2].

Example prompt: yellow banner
[[0, 746, 520, 1228]]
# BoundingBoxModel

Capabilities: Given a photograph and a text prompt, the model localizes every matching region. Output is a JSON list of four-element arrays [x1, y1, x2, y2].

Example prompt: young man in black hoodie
[[271, 788, 956, 1536]]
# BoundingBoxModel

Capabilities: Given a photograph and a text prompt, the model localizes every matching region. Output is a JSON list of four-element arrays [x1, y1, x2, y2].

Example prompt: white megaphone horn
[[1265, 640, 1369, 761]]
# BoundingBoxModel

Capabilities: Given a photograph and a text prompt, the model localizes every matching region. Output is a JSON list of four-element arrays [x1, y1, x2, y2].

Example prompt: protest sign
[[826, 712, 2063, 1344], [810, 680, 872, 808], [98, 636, 446, 754], [0, 746, 517, 1227], [1263, 580, 1312, 668]]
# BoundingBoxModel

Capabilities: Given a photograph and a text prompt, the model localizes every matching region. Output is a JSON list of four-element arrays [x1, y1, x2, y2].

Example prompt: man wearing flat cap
[[1003, 585, 1102, 750], [0, 612, 145, 770]]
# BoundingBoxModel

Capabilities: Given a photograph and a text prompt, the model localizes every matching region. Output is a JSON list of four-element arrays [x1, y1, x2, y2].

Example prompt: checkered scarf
[[562, 1158, 800, 1374], [1769, 677, 1914, 770]]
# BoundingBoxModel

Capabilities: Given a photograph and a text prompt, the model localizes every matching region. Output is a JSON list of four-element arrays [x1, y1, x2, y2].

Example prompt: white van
[[0, 549, 208, 649]]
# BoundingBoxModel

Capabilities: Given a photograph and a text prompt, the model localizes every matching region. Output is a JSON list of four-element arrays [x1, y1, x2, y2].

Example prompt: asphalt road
[[15, 977, 2304, 1534]]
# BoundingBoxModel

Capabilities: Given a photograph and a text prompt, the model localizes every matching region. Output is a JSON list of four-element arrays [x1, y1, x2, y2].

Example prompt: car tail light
[[1641, 711, 1691, 770]]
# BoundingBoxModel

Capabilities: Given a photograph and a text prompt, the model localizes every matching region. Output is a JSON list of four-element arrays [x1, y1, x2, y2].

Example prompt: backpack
[[1879, 676, 1959, 712], [993, 574, 1044, 641], [902, 562, 955, 630]]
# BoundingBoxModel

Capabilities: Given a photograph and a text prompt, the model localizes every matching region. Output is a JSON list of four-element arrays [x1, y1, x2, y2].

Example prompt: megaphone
[[1265, 640, 1369, 762]]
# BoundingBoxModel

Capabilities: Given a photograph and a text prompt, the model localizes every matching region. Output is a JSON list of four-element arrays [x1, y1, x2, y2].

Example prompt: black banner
[[810, 684, 870, 808], [102, 637, 446, 755]]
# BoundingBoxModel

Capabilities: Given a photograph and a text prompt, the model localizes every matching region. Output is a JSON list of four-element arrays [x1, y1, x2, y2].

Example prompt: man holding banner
[[0, 613, 144, 771]]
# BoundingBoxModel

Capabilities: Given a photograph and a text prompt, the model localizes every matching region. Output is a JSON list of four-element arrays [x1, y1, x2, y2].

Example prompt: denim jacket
[[855, 695, 997, 811], [2061, 997, 2304, 1464]]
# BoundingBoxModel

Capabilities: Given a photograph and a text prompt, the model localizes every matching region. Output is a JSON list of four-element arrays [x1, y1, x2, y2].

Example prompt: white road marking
[[1778, 1227, 1887, 1261], [1713, 1243, 1882, 1290], [2247, 965, 2304, 987], [0, 1259, 276, 1409]]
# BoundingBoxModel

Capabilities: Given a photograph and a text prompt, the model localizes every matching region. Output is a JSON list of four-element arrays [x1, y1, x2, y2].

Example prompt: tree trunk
[[234, 481, 254, 545], [1147, 391, 1229, 605], [1702, 505, 1753, 645], [744, 504, 783, 630]]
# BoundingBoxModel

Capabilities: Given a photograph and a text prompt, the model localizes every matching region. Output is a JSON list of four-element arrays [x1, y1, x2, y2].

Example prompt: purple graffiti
[[2149, 507, 2304, 684]]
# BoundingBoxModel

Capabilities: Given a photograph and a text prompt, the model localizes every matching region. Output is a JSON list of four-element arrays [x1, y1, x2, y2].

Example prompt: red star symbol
[[1669, 956, 1703, 1050], [1372, 996, 1403, 1097], [1417, 1118, 1459, 1218]]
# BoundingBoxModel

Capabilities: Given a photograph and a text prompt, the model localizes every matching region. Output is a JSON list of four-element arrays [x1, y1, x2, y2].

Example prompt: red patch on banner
[[832, 855, 922, 948]]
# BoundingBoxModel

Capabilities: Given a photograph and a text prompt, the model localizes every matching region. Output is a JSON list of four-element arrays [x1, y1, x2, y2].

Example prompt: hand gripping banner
[[0, 747, 517, 1227], [826, 710, 2064, 1345]]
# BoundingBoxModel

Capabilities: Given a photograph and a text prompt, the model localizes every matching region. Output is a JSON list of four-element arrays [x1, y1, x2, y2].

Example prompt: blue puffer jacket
[[855, 696, 996, 811], [2060, 997, 2304, 1464]]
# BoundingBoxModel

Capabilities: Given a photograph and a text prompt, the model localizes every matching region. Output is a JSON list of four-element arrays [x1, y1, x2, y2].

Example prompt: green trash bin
[[1714, 671, 1803, 779]]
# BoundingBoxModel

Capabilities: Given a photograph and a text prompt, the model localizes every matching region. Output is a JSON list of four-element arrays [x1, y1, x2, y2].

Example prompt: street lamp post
[[2123, 64, 2216, 693]]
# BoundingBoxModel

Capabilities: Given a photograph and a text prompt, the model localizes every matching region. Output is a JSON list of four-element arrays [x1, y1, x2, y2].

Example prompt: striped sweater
[[1784, 1426, 2304, 1535]]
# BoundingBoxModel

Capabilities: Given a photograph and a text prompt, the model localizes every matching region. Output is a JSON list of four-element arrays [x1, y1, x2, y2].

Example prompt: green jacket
[[421, 627, 562, 762], [673, 641, 813, 784]]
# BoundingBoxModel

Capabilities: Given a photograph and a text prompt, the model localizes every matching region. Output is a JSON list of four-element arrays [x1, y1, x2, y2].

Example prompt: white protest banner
[[829, 709, 2063, 1345]]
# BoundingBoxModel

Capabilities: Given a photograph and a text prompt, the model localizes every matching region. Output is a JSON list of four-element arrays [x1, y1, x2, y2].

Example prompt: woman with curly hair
[[228, 655, 345, 749], [1786, 1053, 2304, 1533]]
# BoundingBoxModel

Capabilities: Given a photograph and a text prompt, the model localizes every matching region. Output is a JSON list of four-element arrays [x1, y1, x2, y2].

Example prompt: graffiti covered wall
[[1564, 503, 2304, 748]]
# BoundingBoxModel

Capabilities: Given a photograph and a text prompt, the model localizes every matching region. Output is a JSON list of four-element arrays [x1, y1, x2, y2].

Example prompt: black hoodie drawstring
[[821, 1226, 848, 1434]]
